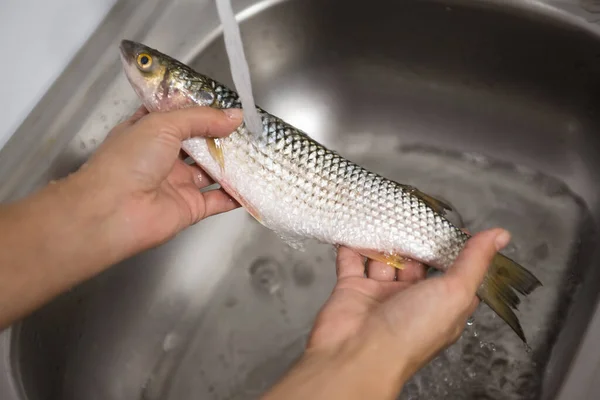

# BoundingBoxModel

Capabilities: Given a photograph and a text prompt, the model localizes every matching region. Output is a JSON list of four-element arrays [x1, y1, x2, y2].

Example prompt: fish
[[118, 39, 542, 343]]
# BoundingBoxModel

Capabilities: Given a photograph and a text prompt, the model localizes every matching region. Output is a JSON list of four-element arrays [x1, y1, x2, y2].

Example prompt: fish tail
[[476, 253, 542, 343]]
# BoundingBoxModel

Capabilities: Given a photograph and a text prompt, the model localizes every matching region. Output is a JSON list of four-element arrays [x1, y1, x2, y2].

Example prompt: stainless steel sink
[[2, 0, 600, 399]]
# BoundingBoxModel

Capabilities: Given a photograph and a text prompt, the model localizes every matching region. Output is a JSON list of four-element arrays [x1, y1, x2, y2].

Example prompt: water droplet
[[473, 330, 479, 337], [466, 317, 474, 326], [162, 333, 181, 352], [478, 341, 497, 352]]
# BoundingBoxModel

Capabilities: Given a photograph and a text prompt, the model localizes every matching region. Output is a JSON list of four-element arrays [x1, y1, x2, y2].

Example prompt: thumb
[[444, 228, 511, 295], [138, 106, 244, 141]]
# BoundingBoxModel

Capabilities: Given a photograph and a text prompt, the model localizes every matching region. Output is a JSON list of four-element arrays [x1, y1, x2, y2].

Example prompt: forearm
[[262, 332, 408, 400], [0, 169, 130, 329]]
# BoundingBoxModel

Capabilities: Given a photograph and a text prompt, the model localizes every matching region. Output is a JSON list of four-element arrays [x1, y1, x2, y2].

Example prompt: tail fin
[[477, 253, 542, 343]]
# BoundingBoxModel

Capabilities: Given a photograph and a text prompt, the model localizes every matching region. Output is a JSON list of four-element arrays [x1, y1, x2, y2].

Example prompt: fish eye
[[136, 53, 152, 69]]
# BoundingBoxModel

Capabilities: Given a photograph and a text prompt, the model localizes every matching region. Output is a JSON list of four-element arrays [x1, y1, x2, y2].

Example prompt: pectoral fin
[[357, 249, 410, 270], [207, 138, 225, 172], [242, 201, 263, 224]]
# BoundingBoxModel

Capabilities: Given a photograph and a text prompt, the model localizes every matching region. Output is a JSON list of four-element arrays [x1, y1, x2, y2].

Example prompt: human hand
[[305, 229, 510, 393], [79, 105, 243, 255]]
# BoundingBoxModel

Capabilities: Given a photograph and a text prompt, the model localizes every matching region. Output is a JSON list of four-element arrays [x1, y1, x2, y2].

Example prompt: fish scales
[[195, 110, 466, 268], [201, 75, 467, 266], [118, 40, 542, 343]]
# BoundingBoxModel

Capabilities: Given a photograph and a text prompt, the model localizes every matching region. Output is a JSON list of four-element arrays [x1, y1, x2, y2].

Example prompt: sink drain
[[248, 257, 283, 295]]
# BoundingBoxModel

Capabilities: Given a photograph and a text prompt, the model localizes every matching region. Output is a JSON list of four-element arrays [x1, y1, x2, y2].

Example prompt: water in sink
[[141, 144, 590, 400]]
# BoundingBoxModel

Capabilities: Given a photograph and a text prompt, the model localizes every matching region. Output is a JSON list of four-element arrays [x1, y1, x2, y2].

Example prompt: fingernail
[[223, 108, 243, 120], [495, 230, 511, 251]]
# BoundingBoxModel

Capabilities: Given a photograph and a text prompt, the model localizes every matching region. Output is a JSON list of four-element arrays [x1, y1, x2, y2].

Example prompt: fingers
[[188, 164, 215, 189], [395, 259, 427, 283], [128, 105, 150, 124], [168, 160, 216, 190], [366, 260, 395, 281], [104, 105, 149, 141], [139, 107, 243, 141], [202, 188, 240, 219], [444, 228, 511, 295], [342, 252, 427, 282], [366, 257, 426, 283], [336, 247, 366, 279]]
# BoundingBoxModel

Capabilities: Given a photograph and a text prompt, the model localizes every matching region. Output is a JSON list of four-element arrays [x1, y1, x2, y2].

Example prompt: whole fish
[[119, 39, 541, 342]]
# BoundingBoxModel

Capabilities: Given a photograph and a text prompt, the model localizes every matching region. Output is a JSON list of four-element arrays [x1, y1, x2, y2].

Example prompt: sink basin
[[3, 0, 600, 399]]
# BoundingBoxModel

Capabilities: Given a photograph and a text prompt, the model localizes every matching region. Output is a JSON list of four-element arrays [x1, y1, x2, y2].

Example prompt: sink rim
[[2, 0, 600, 399]]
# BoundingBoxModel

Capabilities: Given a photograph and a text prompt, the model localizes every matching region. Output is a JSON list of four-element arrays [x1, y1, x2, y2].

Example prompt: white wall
[[0, 0, 118, 150]]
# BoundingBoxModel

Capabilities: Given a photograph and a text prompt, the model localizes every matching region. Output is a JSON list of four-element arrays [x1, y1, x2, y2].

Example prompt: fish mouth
[[119, 39, 138, 65]]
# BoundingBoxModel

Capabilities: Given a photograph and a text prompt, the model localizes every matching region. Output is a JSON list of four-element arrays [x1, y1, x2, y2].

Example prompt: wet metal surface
[[3, 0, 600, 399]]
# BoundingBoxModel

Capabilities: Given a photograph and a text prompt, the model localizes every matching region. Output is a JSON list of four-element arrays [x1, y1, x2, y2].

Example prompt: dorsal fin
[[400, 185, 453, 215]]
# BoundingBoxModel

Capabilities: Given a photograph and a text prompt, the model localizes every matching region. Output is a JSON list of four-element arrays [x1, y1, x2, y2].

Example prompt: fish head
[[119, 39, 216, 112]]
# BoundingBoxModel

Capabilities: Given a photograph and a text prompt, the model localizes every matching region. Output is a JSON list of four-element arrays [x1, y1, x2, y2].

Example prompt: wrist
[[264, 326, 408, 400], [337, 324, 409, 398], [58, 166, 134, 266]]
